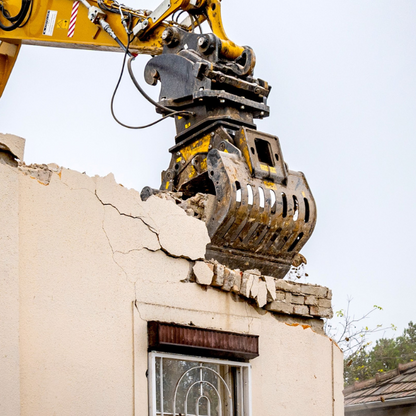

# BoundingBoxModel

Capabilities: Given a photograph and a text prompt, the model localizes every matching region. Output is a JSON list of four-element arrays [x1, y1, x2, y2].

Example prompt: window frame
[[148, 351, 252, 416]]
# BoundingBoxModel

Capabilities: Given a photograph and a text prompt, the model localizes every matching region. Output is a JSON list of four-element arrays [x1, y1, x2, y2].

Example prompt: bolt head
[[198, 37, 208, 47]]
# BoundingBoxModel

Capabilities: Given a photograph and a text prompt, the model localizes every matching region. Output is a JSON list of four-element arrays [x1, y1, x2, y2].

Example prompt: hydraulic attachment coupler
[[141, 28, 316, 278]]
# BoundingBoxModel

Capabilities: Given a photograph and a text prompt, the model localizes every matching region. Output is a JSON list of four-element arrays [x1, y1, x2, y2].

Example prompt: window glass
[[149, 352, 251, 416]]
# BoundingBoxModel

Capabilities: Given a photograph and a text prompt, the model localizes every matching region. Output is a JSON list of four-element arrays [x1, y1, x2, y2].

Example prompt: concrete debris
[[178, 193, 216, 222], [230, 270, 241, 293], [193, 261, 214, 285], [240, 271, 254, 298], [291, 253, 307, 268], [211, 263, 225, 287], [0, 133, 25, 161], [264, 276, 276, 301], [245, 269, 262, 276], [250, 275, 260, 299], [256, 281, 268, 308], [197, 261, 333, 321], [221, 268, 234, 292], [19, 163, 53, 185]]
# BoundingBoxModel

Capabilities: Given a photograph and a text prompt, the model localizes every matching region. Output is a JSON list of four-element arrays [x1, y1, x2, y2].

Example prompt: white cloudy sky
[[1, 0, 415, 342]]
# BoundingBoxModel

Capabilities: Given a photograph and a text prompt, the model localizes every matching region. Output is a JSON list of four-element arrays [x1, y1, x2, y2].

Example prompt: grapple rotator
[[141, 27, 316, 279]]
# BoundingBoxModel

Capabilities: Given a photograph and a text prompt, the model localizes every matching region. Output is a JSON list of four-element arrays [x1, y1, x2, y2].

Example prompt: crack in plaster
[[99, 206, 130, 282], [95, 190, 205, 263], [95, 191, 158, 235]]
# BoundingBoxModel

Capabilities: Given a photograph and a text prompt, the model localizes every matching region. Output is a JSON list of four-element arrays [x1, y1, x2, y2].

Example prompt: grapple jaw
[[204, 128, 316, 278], [141, 28, 317, 278]]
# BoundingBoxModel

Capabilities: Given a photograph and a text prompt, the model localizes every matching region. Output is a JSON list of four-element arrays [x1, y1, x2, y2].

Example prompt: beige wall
[[0, 139, 343, 416]]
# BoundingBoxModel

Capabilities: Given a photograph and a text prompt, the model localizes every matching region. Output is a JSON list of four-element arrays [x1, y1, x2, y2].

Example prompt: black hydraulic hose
[[0, 0, 28, 22], [111, 36, 192, 129], [18, 0, 33, 28], [127, 56, 193, 117], [0, 0, 31, 31]]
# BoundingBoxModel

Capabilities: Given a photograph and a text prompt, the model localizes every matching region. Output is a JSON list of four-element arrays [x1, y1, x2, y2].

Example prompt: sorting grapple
[[142, 28, 317, 278]]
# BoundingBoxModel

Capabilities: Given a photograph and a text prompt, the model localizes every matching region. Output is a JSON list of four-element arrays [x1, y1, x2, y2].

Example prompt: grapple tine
[[204, 129, 317, 278]]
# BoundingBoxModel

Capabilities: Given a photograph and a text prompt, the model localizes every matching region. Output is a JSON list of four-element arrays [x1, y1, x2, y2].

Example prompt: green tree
[[344, 321, 416, 385]]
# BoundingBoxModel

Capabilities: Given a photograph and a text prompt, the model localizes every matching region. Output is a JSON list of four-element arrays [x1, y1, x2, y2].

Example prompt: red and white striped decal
[[67, 1, 80, 38]]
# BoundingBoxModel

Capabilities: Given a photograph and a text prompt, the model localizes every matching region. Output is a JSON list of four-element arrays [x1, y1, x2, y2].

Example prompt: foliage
[[344, 321, 416, 385], [324, 299, 392, 359]]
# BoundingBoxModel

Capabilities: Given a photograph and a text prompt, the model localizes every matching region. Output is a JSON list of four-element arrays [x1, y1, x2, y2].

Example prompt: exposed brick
[[264, 276, 276, 301], [327, 289, 333, 300], [305, 295, 318, 306], [275, 279, 301, 293], [309, 306, 333, 319], [286, 294, 305, 305], [212, 263, 225, 287], [293, 305, 310, 316], [222, 268, 234, 292], [299, 284, 328, 298], [265, 300, 294, 315], [193, 261, 214, 285], [250, 276, 260, 299], [318, 298, 332, 308], [275, 291, 286, 301], [240, 272, 254, 298], [256, 281, 268, 308], [231, 271, 242, 293], [245, 268, 261, 276]]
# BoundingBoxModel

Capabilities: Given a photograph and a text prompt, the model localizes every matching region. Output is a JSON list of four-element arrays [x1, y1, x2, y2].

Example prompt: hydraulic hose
[[0, 0, 31, 31]]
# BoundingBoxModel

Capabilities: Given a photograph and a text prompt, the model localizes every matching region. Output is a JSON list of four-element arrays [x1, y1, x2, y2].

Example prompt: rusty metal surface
[[148, 321, 259, 361], [204, 128, 316, 278]]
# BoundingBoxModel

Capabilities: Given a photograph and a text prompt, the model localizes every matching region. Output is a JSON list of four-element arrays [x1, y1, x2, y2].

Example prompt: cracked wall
[[0, 134, 344, 416]]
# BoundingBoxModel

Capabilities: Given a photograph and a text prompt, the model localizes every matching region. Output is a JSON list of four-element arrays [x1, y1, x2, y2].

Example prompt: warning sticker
[[43, 10, 57, 36], [57, 19, 69, 30]]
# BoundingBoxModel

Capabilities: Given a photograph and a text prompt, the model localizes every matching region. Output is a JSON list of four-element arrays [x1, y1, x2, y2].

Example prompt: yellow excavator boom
[[0, 0, 244, 97]]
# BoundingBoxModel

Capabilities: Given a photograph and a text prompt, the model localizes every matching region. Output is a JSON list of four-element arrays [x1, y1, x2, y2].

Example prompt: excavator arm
[[0, 0, 317, 278], [0, 0, 246, 96]]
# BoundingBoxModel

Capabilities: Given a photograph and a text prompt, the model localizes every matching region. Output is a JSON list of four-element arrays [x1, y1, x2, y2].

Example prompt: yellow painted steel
[[205, 0, 244, 60], [0, 1, 165, 53], [179, 134, 211, 161], [0, 0, 246, 96], [0, 0, 245, 55], [0, 40, 21, 97]]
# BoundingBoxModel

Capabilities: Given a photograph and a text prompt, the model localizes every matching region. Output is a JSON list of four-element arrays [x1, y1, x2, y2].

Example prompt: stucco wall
[[0, 136, 344, 416]]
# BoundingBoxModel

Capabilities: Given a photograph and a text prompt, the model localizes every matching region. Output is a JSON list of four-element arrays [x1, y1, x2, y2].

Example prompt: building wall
[[0, 136, 344, 416]]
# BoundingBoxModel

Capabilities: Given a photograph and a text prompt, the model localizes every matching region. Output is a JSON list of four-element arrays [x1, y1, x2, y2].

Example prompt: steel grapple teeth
[[205, 147, 316, 279]]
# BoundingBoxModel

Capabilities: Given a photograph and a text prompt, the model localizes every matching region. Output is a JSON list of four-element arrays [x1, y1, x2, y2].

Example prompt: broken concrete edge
[[192, 260, 333, 322], [10, 154, 333, 326], [0, 133, 25, 161], [11, 160, 209, 262]]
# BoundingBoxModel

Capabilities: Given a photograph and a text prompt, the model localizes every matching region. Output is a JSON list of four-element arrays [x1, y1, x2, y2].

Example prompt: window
[[148, 352, 252, 416], [146, 321, 257, 416]]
